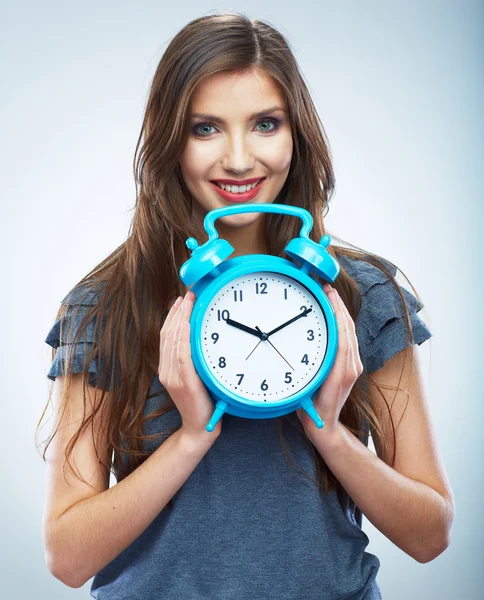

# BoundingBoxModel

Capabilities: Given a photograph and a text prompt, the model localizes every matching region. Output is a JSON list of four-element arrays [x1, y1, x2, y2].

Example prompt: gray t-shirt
[[44, 254, 432, 599]]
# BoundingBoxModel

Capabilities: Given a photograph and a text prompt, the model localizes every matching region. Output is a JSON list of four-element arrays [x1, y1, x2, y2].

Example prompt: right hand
[[158, 290, 223, 440]]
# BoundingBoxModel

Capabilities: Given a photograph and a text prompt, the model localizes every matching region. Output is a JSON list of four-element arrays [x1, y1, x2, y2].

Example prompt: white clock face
[[200, 272, 328, 402]]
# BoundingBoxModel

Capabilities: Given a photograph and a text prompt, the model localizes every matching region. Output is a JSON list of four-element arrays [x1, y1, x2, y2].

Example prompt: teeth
[[215, 180, 261, 193]]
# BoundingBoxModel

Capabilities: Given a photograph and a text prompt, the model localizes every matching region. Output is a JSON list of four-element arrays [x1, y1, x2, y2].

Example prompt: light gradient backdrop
[[1, 1, 481, 598]]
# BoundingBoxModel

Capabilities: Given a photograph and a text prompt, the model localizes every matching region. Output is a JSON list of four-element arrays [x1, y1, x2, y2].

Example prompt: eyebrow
[[191, 106, 286, 124]]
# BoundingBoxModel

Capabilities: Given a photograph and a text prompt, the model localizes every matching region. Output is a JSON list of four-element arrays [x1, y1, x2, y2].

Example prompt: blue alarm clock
[[179, 203, 340, 433]]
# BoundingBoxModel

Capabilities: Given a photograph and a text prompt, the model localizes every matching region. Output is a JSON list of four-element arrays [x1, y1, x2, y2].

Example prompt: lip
[[210, 178, 266, 203], [210, 176, 264, 185]]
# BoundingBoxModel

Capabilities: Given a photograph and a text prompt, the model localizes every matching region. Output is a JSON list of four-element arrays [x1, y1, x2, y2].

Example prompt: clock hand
[[266, 307, 313, 338], [225, 318, 262, 339], [245, 338, 263, 361], [255, 326, 294, 371]]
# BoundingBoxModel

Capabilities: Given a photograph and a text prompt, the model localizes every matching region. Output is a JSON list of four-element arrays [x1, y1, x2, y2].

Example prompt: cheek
[[179, 141, 216, 182], [265, 134, 293, 173]]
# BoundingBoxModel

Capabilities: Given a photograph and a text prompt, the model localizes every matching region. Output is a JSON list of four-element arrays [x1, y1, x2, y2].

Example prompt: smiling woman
[[38, 10, 451, 600], [180, 68, 293, 237]]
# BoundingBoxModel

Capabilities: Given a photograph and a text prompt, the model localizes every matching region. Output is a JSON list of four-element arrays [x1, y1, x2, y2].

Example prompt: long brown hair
[[36, 12, 429, 511]]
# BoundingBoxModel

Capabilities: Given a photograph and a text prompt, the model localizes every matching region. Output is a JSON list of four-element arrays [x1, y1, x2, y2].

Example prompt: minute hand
[[267, 307, 313, 338]]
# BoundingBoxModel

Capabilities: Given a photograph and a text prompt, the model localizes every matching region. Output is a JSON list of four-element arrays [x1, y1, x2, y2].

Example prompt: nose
[[221, 133, 254, 174]]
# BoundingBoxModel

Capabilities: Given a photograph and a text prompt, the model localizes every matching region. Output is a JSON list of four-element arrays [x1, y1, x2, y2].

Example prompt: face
[[179, 68, 293, 236]]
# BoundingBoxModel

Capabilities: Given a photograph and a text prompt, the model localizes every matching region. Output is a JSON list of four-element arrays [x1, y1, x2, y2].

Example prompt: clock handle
[[203, 203, 313, 240], [299, 396, 325, 429], [206, 399, 228, 432]]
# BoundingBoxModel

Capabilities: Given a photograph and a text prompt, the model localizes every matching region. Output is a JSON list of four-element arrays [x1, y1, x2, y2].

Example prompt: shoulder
[[60, 280, 107, 307], [336, 252, 432, 373], [337, 252, 397, 294], [45, 280, 107, 349], [45, 279, 110, 388]]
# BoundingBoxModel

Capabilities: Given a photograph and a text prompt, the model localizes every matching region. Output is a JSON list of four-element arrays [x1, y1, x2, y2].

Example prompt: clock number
[[301, 354, 309, 365], [217, 309, 230, 321], [284, 372, 292, 384], [256, 282, 268, 294], [211, 332, 219, 344], [300, 305, 307, 312], [307, 329, 314, 341], [236, 373, 244, 385], [284, 288, 288, 300], [260, 379, 269, 391], [233, 290, 243, 302], [219, 357, 226, 368]]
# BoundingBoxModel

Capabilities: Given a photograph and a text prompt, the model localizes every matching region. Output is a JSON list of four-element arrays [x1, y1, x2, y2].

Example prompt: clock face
[[200, 271, 328, 402]]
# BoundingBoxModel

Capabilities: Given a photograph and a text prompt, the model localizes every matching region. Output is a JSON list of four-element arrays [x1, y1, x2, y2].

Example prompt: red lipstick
[[209, 178, 266, 203]]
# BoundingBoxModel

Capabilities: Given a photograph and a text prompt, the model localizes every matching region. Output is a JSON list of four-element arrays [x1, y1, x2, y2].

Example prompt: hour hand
[[225, 318, 262, 339]]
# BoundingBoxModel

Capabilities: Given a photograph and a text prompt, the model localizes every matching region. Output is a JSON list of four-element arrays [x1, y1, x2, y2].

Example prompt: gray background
[[1, 0, 481, 598]]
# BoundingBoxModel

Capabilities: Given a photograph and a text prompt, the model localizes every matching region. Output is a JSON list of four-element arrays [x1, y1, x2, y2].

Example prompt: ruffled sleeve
[[338, 255, 432, 373], [45, 282, 110, 389]]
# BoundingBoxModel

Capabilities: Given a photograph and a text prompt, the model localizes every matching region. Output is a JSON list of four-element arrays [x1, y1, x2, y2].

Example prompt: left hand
[[296, 283, 364, 440]]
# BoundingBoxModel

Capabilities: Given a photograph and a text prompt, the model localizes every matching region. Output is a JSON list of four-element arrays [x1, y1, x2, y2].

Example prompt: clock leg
[[299, 396, 325, 429], [206, 399, 228, 432]]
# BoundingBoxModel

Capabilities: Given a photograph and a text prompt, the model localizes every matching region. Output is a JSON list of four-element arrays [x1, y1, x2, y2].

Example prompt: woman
[[38, 12, 454, 600]]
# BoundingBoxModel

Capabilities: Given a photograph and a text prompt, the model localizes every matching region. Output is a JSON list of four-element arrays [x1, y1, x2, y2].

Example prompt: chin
[[219, 213, 263, 228]]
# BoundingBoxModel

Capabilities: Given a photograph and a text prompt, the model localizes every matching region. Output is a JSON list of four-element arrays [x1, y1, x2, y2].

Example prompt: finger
[[160, 296, 182, 344], [336, 290, 357, 338], [333, 289, 359, 375], [160, 296, 183, 345], [332, 291, 360, 372], [177, 291, 196, 384], [325, 286, 348, 354], [168, 295, 187, 388], [335, 291, 352, 345], [324, 285, 355, 378], [167, 296, 184, 332], [159, 296, 182, 380], [160, 296, 183, 382]]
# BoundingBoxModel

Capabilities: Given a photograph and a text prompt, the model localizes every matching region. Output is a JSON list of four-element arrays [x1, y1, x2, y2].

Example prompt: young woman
[[38, 12, 454, 600]]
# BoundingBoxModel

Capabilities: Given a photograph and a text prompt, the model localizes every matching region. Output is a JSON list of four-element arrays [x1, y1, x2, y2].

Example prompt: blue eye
[[191, 117, 280, 138], [255, 118, 279, 133], [192, 123, 216, 136]]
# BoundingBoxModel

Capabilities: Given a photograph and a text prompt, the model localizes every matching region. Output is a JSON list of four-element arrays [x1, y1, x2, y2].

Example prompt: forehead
[[189, 69, 286, 115]]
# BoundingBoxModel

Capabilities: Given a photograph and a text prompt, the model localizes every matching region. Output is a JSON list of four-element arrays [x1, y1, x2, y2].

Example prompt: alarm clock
[[179, 203, 340, 432]]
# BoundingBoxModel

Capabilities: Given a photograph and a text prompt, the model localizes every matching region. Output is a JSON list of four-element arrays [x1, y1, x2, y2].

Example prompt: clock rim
[[189, 254, 338, 413]]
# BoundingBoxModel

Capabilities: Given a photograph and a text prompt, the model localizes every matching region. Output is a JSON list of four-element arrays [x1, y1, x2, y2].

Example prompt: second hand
[[255, 326, 294, 371]]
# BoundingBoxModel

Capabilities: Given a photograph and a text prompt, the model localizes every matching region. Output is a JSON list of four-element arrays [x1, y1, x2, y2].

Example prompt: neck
[[192, 202, 269, 258], [217, 216, 268, 258]]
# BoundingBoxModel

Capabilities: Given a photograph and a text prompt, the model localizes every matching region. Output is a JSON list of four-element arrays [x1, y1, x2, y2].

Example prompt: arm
[[44, 292, 222, 589], [46, 426, 217, 588], [308, 346, 455, 564]]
